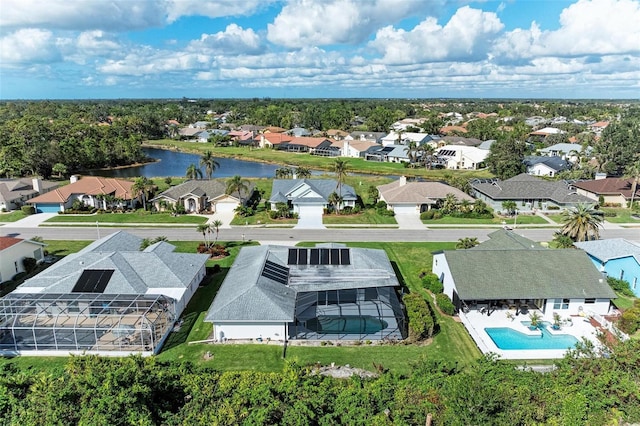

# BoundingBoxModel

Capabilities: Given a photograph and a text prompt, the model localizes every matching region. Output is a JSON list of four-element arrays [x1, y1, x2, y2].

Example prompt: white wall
[[432, 253, 456, 300], [214, 323, 286, 341], [0, 241, 44, 283], [543, 298, 610, 316]]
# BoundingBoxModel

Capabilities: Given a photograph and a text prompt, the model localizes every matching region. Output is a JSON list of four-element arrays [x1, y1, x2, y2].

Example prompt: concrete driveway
[[205, 211, 235, 229], [394, 213, 425, 230], [1, 213, 57, 228], [294, 214, 326, 229]]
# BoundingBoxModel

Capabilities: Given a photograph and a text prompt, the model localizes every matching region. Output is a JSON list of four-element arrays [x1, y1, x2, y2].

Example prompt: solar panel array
[[287, 248, 350, 266], [261, 260, 289, 284], [72, 269, 114, 293]]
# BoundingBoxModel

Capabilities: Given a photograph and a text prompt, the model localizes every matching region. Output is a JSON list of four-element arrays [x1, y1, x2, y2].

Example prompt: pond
[[86, 148, 282, 178]]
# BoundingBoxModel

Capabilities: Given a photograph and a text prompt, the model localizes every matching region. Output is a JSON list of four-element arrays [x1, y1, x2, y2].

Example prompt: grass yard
[[231, 208, 297, 226], [322, 209, 397, 225], [601, 208, 640, 223], [423, 214, 549, 225], [46, 212, 207, 224], [0, 211, 28, 222]]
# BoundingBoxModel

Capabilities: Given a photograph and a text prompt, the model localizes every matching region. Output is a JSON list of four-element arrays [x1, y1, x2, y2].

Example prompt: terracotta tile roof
[[262, 133, 293, 145], [439, 126, 468, 134], [28, 176, 135, 204], [378, 180, 474, 204], [0, 236, 23, 251], [573, 177, 639, 197], [288, 137, 330, 148], [263, 126, 286, 133]]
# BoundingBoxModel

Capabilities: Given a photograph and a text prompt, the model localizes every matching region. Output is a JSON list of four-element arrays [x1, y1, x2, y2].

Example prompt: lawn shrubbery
[[374, 201, 394, 217], [421, 272, 443, 294], [420, 210, 442, 220], [608, 277, 635, 297], [403, 292, 435, 341], [21, 205, 36, 215], [618, 300, 640, 335], [436, 293, 455, 315]]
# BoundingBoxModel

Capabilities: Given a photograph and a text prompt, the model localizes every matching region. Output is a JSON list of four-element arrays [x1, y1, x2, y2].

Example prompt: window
[[633, 277, 637, 290], [584, 298, 596, 304], [620, 270, 625, 280], [553, 298, 570, 309]]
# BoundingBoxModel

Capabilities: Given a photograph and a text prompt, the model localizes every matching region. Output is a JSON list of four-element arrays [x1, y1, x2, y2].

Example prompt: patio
[[458, 308, 601, 360]]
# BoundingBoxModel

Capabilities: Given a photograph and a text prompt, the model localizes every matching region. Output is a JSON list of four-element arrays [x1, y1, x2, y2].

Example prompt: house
[[432, 229, 615, 317], [28, 176, 135, 213], [341, 140, 380, 158], [151, 179, 255, 214], [269, 179, 357, 224], [190, 121, 211, 129], [205, 244, 405, 341], [364, 145, 398, 162], [279, 137, 334, 155], [346, 131, 387, 143], [0, 178, 58, 211], [575, 239, 640, 297], [439, 125, 467, 135], [0, 231, 209, 356], [258, 133, 294, 149], [438, 136, 483, 147], [539, 143, 592, 162], [589, 121, 609, 135], [435, 145, 488, 170], [524, 156, 571, 177], [0, 237, 46, 283], [573, 177, 640, 207], [381, 131, 432, 147], [529, 127, 565, 138], [377, 177, 474, 215], [325, 129, 349, 140], [287, 127, 312, 137], [391, 118, 426, 131], [263, 126, 287, 133]]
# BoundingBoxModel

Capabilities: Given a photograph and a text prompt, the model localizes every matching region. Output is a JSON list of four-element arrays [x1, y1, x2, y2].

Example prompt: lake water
[[87, 148, 282, 178]]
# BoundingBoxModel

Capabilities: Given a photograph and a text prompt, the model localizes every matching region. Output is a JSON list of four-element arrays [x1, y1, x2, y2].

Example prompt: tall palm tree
[[275, 167, 293, 179], [441, 193, 458, 214], [132, 177, 153, 210], [200, 150, 220, 179], [624, 159, 640, 208], [196, 223, 210, 247], [560, 204, 604, 242], [226, 175, 250, 200], [185, 163, 203, 180], [332, 158, 349, 205], [404, 141, 418, 167], [456, 237, 479, 249], [295, 166, 312, 179], [211, 219, 223, 244], [328, 192, 343, 214]]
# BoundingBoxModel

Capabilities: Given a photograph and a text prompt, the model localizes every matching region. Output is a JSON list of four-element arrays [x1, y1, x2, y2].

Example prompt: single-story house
[[438, 136, 483, 147], [377, 176, 474, 215], [325, 129, 350, 140], [341, 140, 380, 158], [287, 127, 312, 137], [364, 145, 400, 162], [573, 177, 640, 207], [575, 239, 640, 297], [529, 127, 565, 142], [151, 179, 255, 214], [539, 143, 592, 162], [0, 231, 209, 356], [381, 131, 432, 147], [432, 229, 615, 317], [0, 178, 58, 211], [0, 237, 46, 283], [269, 179, 357, 219], [259, 133, 294, 148], [435, 145, 488, 170], [524, 156, 571, 177], [205, 244, 406, 341], [28, 176, 135, 213], [346, 131, 387, 143], [279, 137, 334, 155], [471, 173, 593, 212]]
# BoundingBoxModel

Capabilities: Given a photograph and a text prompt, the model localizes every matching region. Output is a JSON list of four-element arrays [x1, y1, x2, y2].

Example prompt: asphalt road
[[2, 225, 638, 244]]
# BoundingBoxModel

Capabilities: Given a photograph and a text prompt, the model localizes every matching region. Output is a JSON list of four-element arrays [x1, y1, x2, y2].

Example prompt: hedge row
[[435, 293, 455, 316], [403, 293, 434, 341]]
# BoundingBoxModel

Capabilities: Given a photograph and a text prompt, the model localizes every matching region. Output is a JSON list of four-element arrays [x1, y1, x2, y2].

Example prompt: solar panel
[[330, 248, 340, 265], [340, 248, 350, 265], [320, 248, 329, 265], [310, 249, 320, 265], [72, 269, 114, 293], [298, 249, 308, 265], [262, 260, 289, 285], [288, 248, 297, 265]]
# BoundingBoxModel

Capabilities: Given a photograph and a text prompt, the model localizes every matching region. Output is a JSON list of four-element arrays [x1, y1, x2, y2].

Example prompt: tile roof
[[287, 137, 331, 148], [152, 179, 254, 202], [269, 179, 357, 204], [28, 176, 135, 204], [441, 232, 615, 300], [0, 178, 59, 204], [0, 236, 23, 251], [575, 239, 640, 263], [471, 173, 593, 204], [377, 179, 474, 204], [572, 177, 639, 198]]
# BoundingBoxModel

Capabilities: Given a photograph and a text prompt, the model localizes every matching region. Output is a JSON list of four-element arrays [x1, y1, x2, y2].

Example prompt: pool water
[[485, 323, 579, 350], [306, 315, 388, 334]]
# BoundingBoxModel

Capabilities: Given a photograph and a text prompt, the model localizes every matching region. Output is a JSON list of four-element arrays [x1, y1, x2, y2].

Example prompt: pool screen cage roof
[[0, 293, 175, 354]]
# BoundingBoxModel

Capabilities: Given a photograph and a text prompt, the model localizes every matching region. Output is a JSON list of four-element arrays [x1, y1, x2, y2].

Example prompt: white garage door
[[393, 205, 417, 215], [295, 204, 325, 229], [214, 202, 238, 213]]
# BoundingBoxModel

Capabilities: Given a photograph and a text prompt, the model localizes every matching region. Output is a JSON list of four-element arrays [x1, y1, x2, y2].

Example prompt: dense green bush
[[376, 207, 395, 216], [618, 302, 640, 334], [608, 277, 635, 297], [21, 257, 37, 273], [21, 205, 36, 215], [602, 211, 617, 217], [436, 293, 455, 315], [375, 200, 387, 210], [403, 293, 434, 341], [420, 209, 436, 220], [421, 273, 443, 293]]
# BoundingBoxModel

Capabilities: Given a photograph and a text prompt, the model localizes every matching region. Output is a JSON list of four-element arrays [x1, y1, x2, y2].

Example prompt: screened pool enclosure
[[0, 293, 175, 354]]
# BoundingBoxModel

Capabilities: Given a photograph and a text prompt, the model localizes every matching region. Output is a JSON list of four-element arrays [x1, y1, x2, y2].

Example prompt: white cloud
[[165, 0, 275, 23], [494, 0, 640, 60], [99, 48, 210, 76], [0, 29, 62, 66], [188, 24, 263, 55], [370, 6, 504, 64], [77, 31, 121, 53], [267, 0, 448, 48]]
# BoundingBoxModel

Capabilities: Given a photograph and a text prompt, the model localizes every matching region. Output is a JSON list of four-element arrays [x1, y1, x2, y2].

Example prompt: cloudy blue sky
[[1, 0, 639, 99]]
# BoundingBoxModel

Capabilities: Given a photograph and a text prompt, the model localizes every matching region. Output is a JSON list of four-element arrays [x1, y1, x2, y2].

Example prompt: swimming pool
[[306, 315, 388, 334], [485, 324, 579, 350]]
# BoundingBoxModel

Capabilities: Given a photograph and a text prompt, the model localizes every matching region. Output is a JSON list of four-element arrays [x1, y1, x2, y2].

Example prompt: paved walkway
[[394, 214, 426, 230], [1, 213, 57, 228]]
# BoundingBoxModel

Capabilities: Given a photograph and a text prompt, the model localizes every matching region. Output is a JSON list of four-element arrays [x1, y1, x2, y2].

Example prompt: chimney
[[399, 176, 407, 186], [595, 172, 607, 180], [32, 178, 42, 193], [70, 175, 79, 184]]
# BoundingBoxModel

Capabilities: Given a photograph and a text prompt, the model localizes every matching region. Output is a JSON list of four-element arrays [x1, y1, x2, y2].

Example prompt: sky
[[1, 0, 639, 100]]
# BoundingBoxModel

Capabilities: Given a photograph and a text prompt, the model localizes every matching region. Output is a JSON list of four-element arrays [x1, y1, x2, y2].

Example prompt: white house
[[381, 131, 432, 147], [377, 177, 474, 215], [0, 237, 46, 283], [435, 145, 489, 170]]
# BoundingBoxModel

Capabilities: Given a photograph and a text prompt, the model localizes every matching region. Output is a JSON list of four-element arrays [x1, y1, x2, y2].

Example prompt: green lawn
[[612, 293, 636, 311], [423, 214, 549, 225], [46, 211, 207, 224], [0, 210, 28, 222], [44, 239, 92, 256], [601, 208, 640, 223], [231, 209, 297, 226], [323, 209, 397, 225]]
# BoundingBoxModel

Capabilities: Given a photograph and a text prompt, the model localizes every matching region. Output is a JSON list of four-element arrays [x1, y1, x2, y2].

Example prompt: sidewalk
[[1, 213, 57, 228]]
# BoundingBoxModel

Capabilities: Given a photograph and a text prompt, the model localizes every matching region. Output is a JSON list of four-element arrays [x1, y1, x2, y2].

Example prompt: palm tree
[[332, 158, 349, 208], [196, 223, 210, 247], [211, 219, 223, 244], [328, 192, 343, 214], [132, 177, 153, 210], [552, 232, 575, 248], [456, 237, 479, 249], [185, 163, 203, 180], [295, 166, 312, 179], [275, 167, 293, 179], [560, 204, 604, 242], [623, 159, 640, 209], [404, 141, 418, 167], [441, 193, 458, 214], [226, 175, 250, 201], [200, 150, 220, 179]]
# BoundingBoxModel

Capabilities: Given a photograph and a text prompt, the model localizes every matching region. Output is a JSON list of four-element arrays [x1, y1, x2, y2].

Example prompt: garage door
[[35, 204, 60, 213], [393, 205, 417, 215], [214, 202, 238, 213], [295, 204, 325, 229]]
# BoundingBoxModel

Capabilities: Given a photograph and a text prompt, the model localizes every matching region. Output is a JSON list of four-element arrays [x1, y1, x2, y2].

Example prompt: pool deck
[[459, 309, 601, 360]]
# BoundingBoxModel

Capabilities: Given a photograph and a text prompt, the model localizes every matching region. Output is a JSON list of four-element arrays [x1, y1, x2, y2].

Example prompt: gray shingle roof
[[524, 156, 571, 172], [575, 239, 640, 263], [442, 233, 615, 300], [269, 179, 357, 204], [152, 179, 255, 202], [206, 245, 400, 323], [471, 173, 593, 204], [470, 229, 545, 250]]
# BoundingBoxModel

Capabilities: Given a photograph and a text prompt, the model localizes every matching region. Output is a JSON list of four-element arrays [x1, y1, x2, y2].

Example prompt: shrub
[[422, 273, 443, 294], [436, 293, 455, 316], [432, 211, 443, 219], [22, 257, 37, 273], [375, 201, 387, 210], [547, 205, 560, 210], [420, 210, 435, 220], [376, 208, 395, 217], [403, 293, 434, 341], [602, 211, 617, 217], [618, 307, 640, 335], [21, 205, 36, 215], [607, 277, 635, 297]]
